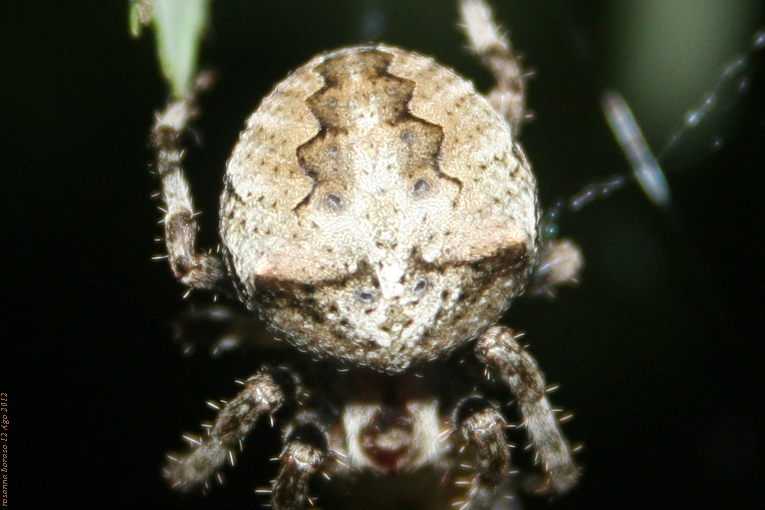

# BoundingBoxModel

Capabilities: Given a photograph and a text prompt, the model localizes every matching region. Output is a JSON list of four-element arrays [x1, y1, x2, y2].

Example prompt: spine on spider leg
[[151, 98, 225, 291]]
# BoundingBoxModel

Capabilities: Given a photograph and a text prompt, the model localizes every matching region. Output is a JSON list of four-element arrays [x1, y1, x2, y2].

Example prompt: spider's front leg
[[475, 326, 579, 494], [165, 367, 299, 492], [271, 416, 330, 510], [151, 95, 226, 291], [454, 396, 511, 510]]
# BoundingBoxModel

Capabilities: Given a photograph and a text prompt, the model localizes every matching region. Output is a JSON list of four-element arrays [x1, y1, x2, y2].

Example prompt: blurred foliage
[[129, 0, 210, 98]]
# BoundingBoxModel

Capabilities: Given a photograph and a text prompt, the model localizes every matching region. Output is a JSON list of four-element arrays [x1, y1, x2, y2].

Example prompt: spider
[[151, 1, 582, 508]]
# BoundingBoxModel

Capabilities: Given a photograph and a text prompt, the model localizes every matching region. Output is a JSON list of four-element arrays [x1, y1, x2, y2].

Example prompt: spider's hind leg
[[459, 0, 527, 134], [151, 93, 226, 291]]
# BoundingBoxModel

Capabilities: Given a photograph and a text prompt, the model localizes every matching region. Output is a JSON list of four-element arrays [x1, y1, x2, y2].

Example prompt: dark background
[[4, 1, 765, 509]]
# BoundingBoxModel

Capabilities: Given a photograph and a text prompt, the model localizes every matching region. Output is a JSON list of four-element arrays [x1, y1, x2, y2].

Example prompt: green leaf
[[135, 0, 211, 99]]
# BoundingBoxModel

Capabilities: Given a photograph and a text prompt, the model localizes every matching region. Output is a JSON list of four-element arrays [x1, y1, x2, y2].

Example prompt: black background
[[4, 1, 765, 509]]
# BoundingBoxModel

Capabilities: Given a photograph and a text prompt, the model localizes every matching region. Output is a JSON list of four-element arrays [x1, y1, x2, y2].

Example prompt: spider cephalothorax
[[151, 1, 581, 509]]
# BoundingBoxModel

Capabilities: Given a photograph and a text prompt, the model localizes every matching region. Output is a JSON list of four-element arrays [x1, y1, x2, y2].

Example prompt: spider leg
[[165, 367, 298, 492], [475, 326, 579, 494], [454, 396, 511, 510], [151, 95, 226, 291], [529, 239, 584, 298], [173, 302, 281, 357], [459, 0, 527, 134], [271, 416, 329, 510]]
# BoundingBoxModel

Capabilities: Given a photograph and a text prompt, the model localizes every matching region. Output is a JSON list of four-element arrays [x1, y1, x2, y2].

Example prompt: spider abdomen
[[221, 46, 538, 372]]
